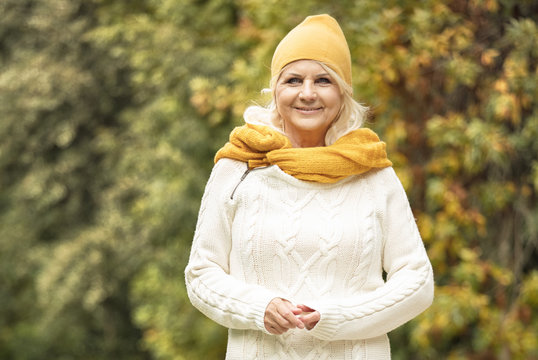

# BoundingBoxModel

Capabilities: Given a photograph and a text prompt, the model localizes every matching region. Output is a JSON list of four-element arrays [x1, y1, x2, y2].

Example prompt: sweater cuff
[[304, 302, 341, 340]]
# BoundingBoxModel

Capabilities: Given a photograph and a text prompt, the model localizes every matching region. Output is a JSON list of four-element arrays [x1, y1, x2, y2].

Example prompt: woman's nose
[[299, 82, 316, 101]]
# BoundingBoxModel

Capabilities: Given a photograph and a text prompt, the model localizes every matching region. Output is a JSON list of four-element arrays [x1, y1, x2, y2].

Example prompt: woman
[[185, 14, 434, 359]]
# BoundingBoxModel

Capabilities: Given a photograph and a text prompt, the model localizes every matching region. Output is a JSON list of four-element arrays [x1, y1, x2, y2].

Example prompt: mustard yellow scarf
[[214, 124, 392, 183]]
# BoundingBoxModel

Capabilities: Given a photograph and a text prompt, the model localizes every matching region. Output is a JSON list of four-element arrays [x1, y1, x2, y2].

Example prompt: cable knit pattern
[[185, 158, 434, 359]]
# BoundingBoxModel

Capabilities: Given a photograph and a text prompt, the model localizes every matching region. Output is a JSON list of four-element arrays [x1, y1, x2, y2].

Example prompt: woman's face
[[275, 60, 343, 148]]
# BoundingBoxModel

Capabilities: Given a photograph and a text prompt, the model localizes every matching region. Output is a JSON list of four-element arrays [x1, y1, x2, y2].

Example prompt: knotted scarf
[[214, 123, 392, 183]]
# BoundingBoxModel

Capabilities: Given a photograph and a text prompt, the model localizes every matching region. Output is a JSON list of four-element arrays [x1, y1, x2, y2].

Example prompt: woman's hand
[[264, 298, 305, 334], [297, 304, 320, 330]]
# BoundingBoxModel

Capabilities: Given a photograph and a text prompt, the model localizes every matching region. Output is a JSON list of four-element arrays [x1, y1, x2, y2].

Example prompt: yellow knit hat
[[271, 14, 352, 86]]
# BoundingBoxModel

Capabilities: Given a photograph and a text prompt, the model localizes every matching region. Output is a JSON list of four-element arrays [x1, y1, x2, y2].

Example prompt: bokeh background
[[1, 0, 537, 359]]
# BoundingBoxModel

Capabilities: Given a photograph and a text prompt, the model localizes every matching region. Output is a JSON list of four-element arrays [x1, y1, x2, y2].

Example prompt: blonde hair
[[244, 61, 369, 146]]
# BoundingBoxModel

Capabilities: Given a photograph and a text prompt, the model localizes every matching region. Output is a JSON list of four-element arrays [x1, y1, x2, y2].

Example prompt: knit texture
[[271, 14, 352, 86], [214, 123, 392, 183], [185, 159, 434, 359]]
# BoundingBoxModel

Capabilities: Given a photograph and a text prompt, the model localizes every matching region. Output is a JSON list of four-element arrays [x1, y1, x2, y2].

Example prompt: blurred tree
[[1, 0, 536, 359], [88, 0, 243, 358], [0, 0, 148, 358]]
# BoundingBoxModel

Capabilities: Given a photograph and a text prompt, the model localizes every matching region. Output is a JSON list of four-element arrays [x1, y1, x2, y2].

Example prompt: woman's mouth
[[294, 107, 322, 114]]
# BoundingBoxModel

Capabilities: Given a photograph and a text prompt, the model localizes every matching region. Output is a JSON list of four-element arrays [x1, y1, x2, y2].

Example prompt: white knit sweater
[[185, 158, 434, 359]]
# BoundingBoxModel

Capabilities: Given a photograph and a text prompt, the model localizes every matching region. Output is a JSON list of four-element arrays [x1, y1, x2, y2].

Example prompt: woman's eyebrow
[[283, 72, 303, 77]]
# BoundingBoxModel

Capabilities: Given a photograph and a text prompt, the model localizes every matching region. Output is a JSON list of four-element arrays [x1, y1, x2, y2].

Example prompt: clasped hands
[[264, 297, 320, 335]]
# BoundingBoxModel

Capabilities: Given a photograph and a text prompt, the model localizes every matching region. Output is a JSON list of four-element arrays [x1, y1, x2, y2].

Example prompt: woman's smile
[[294, 106, 323, 113]]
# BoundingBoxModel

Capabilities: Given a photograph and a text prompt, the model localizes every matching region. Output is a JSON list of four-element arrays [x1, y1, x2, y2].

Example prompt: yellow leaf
[[481, 48, 500, 66]]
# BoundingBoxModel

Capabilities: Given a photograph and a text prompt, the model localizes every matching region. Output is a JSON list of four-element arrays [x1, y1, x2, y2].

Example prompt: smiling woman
[[185, 14, 434, 360]]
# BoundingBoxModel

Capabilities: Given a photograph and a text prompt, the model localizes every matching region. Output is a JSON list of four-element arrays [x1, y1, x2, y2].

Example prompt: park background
[[1, 0, 537, 359]]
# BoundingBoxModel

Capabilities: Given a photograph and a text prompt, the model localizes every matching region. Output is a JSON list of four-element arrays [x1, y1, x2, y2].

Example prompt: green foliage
[[0, 0, 146, 358], [0, 0, 536, 359]]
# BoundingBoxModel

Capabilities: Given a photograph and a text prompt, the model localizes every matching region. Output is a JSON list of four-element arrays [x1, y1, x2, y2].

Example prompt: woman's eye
[[286, 78, 301, 84], [316, 77, 332, 84]]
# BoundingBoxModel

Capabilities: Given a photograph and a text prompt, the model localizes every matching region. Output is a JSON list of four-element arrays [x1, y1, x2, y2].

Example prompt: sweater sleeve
[[306, 167, 434, 341], [184, 159, 278, 334]]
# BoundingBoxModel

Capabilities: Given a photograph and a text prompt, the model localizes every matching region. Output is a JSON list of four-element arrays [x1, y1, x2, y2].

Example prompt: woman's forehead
[[281, 60, 329, 76]]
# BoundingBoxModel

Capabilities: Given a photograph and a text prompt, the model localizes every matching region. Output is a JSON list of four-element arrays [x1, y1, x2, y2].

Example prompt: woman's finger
[[266, 321, 287, 335], [299, 311, 320, 330], [297, 304, 316, 313], [276, 301, 304, 329]]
